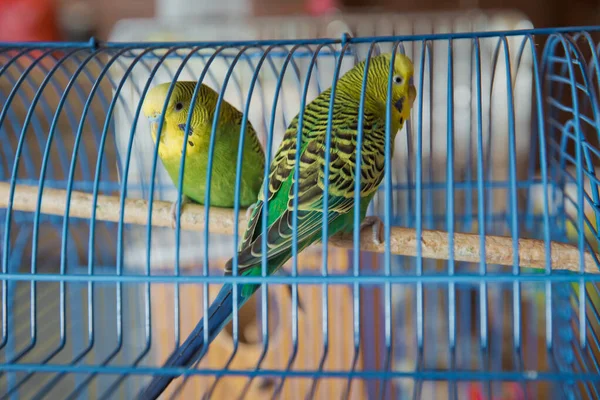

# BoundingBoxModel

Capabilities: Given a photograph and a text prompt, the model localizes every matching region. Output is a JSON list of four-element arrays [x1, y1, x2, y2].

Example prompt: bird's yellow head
[[142, 81, 208, 157], [342, 52, 417, 128]]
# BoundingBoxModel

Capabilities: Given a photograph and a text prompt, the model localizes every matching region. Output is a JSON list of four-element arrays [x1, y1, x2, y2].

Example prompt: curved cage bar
[[1, 22, 600, 400]]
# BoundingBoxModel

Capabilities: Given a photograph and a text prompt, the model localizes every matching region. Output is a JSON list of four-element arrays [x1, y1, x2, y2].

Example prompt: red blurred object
[[468, 382, 528, 400], [306, 0, 338, 16], [0, 0, 60, 42], [0, 0, 63, 64]]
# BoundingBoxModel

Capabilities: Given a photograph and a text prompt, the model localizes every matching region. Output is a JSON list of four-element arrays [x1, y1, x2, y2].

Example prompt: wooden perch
[[0, 181, 599, 274]]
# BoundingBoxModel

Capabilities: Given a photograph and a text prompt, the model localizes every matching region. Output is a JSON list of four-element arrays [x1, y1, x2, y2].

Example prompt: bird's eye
[[175, 102, 184, 111], [393, 75, 403, 85]]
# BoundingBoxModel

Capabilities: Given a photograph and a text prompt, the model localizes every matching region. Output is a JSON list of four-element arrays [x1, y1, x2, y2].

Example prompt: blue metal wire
[[231, 44, 311, 400], [445, 38, 458, 400], [345, 40, 377, 399], [2, 27, 600, 399], [271, 43, 326, 399], [59, 47, 138, 399]]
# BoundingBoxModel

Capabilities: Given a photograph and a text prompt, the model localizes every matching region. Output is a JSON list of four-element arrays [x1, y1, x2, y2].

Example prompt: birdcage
[[1, 13, 600, 400]]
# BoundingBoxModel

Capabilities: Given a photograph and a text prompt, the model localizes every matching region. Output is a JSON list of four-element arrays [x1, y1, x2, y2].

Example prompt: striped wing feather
[[226, 91, 387, 275]]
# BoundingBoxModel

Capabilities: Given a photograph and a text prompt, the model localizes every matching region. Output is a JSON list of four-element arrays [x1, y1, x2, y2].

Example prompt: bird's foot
[[360, 216, 384, 246], [170, 194, 190, 229]]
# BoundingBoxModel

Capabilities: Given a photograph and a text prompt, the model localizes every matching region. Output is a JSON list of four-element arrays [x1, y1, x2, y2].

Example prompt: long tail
[[136, 283, 252, 400]]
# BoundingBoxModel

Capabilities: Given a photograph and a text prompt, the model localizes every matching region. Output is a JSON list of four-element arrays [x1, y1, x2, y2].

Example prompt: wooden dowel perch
[[1, 182, 599, 274]]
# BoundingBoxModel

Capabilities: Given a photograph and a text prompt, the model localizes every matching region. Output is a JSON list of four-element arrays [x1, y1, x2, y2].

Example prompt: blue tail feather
[[137, 283, 250, 399]]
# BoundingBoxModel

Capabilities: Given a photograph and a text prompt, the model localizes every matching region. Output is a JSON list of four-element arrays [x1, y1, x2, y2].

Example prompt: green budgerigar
[[138, 53, 417, 399], [142, 81, 265, 228]]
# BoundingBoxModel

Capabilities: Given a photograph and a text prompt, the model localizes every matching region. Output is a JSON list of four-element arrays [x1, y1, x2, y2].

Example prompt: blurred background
[[0, 0, 599, 43]]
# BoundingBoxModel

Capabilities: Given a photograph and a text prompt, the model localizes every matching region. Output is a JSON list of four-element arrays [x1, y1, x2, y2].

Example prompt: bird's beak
[[148, 112, 162, 126], [147, 113, 161, 124], [407, 77, 416, 106], [408, 86, 417, 106], [408, 78, 417, 106]]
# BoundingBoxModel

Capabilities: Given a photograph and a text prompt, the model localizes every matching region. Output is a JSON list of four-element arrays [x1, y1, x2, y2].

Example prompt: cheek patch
[[178, 123, 194, 136], [394, 96, 404, 113]]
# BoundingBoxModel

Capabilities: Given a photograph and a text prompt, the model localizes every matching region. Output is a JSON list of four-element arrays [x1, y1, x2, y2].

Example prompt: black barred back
[[263, 88, 390, 212], [262, 53, 407, 207]]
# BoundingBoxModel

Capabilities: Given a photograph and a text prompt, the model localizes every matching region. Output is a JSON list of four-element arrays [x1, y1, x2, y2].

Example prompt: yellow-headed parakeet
[[138, 52, 417, 399], [142, 81, 265, 228]]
